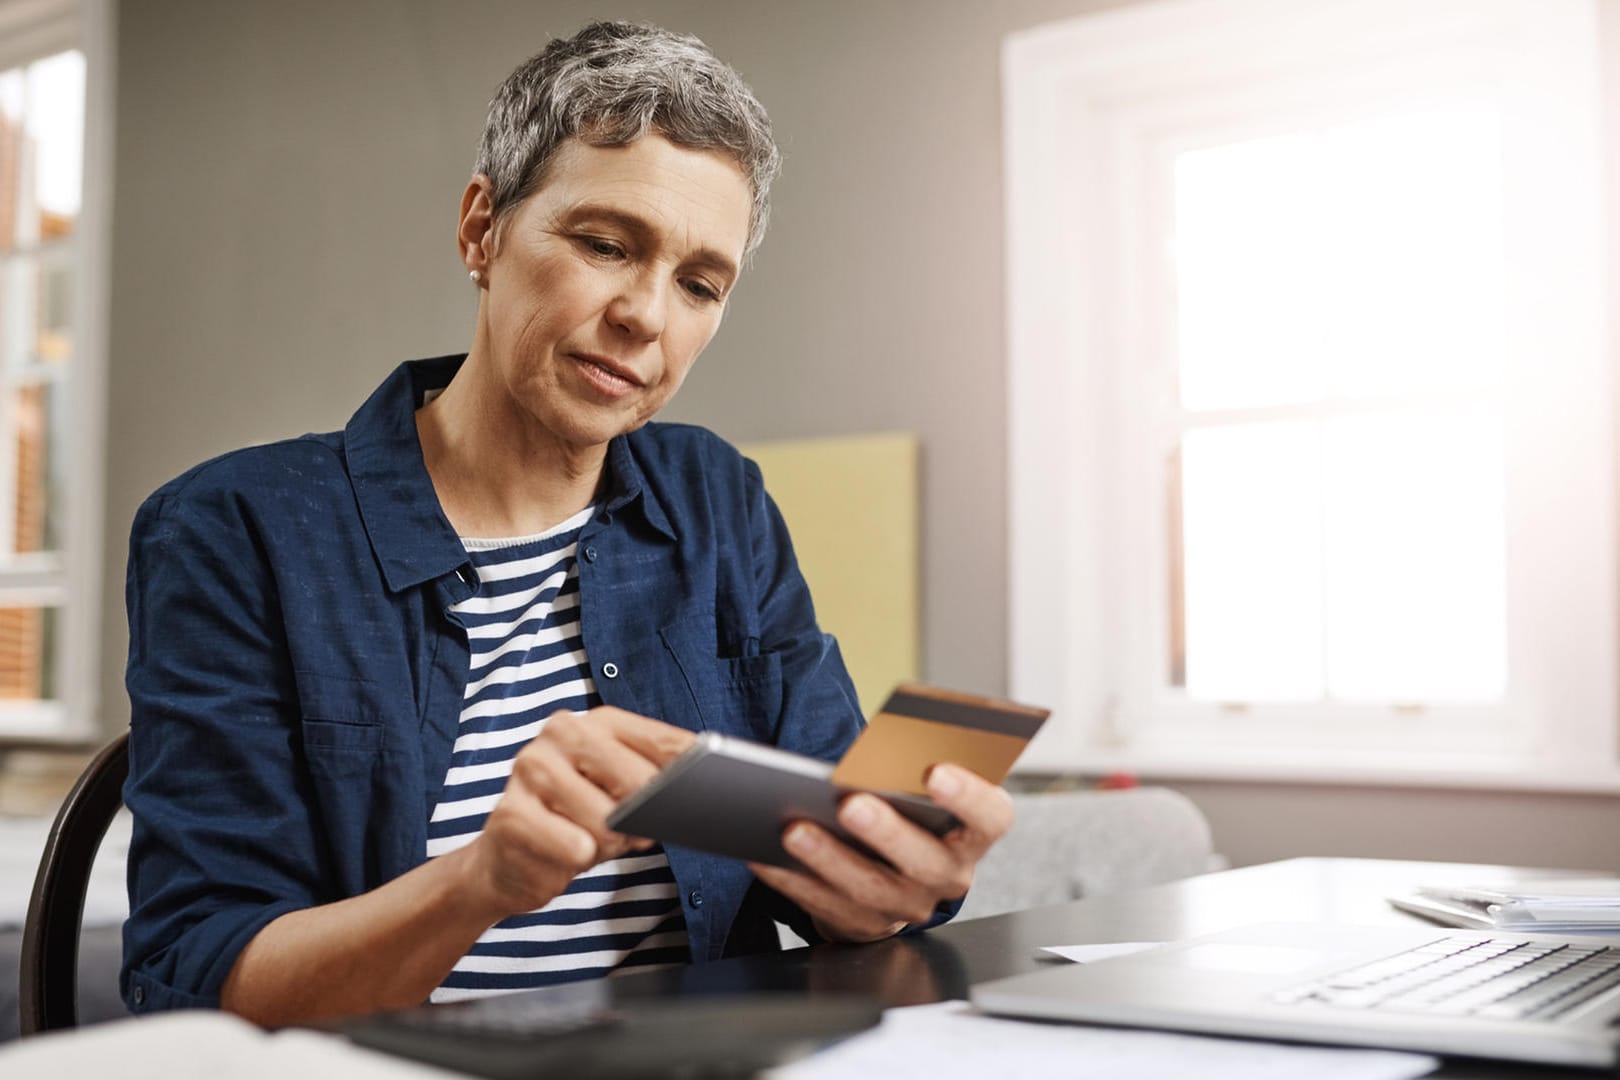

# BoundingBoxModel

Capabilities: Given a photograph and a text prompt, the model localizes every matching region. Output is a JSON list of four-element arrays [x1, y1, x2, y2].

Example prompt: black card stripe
[[878, 690, 1047, 738]]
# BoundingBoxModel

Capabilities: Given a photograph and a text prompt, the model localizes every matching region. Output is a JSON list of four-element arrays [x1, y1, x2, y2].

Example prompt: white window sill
[[0, 705, 98, 746], [1017, 746, 1620, 796]]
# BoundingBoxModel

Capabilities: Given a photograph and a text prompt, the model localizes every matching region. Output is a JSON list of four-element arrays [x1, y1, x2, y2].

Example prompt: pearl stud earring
[[469, 269, 482, 284]]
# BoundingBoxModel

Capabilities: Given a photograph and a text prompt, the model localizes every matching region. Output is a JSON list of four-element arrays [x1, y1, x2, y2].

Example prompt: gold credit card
[[829, 684, 1050, 796]]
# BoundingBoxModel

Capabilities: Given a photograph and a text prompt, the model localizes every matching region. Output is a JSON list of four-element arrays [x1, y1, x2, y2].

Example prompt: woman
[[122, 21, 1012, 1027]]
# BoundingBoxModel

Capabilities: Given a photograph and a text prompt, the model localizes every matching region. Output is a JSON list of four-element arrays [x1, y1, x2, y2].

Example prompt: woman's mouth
[[569, 353, 644, 397]]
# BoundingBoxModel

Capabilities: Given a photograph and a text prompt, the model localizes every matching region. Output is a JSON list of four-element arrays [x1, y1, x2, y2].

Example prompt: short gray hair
[[475, 21, 781, 260]]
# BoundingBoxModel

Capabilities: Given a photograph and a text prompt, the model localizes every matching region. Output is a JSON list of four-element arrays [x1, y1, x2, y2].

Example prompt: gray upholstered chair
[[954, 787, 1217, 921]]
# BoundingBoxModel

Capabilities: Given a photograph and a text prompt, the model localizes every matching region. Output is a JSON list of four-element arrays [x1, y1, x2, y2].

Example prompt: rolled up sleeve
[[121, 483, 324, 1013]]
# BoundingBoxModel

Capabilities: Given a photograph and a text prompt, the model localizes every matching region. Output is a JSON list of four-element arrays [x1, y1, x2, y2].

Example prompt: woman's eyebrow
[[563, 204, 739, 282]]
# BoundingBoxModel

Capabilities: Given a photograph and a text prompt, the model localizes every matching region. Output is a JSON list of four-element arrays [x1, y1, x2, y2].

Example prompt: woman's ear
[[457, 175, 496, 281]]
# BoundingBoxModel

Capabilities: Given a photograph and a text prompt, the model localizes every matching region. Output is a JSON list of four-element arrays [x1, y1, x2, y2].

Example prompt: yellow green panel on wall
[[736, 433, 919, 716]]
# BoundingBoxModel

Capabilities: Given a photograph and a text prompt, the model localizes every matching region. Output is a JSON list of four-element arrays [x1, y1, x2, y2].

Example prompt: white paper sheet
[[766, 1000, 1438, 1080], [0, 1012, 463, 1079], [1039, 941, 1164, 963]]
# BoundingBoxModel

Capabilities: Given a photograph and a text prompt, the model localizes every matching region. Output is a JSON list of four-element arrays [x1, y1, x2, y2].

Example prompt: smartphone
[[606, 732, 960, 869]]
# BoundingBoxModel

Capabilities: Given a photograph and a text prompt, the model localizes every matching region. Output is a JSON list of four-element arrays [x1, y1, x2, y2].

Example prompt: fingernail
[[843, 796, 877, 830], [785, 824, 818, 853], [928, 765, 961, 798]]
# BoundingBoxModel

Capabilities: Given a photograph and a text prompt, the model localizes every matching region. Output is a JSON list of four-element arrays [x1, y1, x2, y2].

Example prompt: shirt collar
[[602, 429, 677, 542], [344, 355, 676, 594]]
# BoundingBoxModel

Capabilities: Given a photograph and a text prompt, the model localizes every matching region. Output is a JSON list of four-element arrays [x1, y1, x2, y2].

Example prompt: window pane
[[14, 380, 62, 554], [24, 50, 84, 242], [1175, 132, 1327, 412], [1174, 103, 1506, 412], [1317, 107, 1506, 399], [0, 603, 57, 701], [0, 68, 22, 250], [36, 255, 70, 362], [1182, 420, 1324, 700], [0, 257, 26, 369], [1322, 405, 1507, 701]]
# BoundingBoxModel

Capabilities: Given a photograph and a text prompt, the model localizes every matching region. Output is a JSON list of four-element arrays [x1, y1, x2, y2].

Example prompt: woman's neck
[[415, 355, 607, 539]]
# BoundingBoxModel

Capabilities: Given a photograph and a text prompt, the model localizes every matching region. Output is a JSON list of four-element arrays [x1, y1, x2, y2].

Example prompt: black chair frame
[[18, 732, 130, 1035]]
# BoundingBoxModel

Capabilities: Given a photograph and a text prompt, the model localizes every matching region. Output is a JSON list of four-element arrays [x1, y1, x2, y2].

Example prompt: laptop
[[971, 922, 1620, 1068]]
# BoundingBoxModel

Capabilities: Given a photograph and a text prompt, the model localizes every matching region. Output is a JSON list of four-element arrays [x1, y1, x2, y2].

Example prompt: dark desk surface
[[574, 857, 1613, 1078]]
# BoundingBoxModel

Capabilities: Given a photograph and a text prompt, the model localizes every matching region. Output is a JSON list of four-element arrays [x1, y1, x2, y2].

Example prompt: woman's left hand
[[747, 763, 1015, 943]]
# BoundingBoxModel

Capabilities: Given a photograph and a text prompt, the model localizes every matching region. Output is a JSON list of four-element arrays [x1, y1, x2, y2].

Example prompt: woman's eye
[[583, 237, 625, 258], [683, 279, 721, 302]]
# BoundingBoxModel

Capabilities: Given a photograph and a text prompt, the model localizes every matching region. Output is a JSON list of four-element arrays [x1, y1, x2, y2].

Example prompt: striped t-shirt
[[428, 505, 690, 1003]]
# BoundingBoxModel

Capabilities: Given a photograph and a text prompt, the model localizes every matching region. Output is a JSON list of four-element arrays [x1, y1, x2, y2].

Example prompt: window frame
[[1003, 0, 1620, 790], [0, 0, 112, 741]]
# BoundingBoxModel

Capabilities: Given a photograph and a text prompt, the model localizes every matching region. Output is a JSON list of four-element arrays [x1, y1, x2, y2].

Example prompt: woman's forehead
[[533, 136, 752, 264]]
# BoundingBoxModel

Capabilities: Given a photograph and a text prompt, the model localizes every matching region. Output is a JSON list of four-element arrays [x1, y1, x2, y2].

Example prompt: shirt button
[[688, 890, 704, 909], [132, 985, 146, 1007], [582, 546, 598, 563], [602, 662, 620, 679]]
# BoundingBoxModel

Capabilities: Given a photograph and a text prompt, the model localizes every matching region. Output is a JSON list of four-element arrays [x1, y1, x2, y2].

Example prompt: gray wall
[[103, 0, 1620, 870]]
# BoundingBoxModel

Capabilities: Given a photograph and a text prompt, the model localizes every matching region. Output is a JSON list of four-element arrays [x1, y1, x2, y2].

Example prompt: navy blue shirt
[[121, 356, 950, 1014]]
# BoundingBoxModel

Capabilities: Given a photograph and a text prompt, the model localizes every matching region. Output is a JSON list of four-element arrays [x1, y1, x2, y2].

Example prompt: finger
[[479, 793, 600, 899], [779, 822, 939, 927], [514, 739, 620, 822], [747, 860, 903, 943], [597, 708, 699, 765], [512, 740, 648, 856], [540, 710, 668, 800], [925, 764, 1016, 863], [747, 860, 832, 910], [613, 833, 658, 854], [835, 793, 970, 899], [511, 800, 600, 871]]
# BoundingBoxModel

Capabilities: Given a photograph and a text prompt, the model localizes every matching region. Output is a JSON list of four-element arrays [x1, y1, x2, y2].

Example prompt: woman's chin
[[535, 403, 646, 453]]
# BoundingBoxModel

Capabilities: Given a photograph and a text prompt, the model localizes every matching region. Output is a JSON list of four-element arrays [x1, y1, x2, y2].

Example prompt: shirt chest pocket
[[660, 613, 782, 741], [293, 670, 408, 886], [296, 670, 388, 753]]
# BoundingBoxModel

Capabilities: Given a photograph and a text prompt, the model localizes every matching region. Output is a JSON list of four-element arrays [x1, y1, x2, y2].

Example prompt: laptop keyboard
[[1273, 936, 1620, 1021]]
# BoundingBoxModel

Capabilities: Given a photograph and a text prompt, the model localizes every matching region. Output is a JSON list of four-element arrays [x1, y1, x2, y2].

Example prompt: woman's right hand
[[221, 707, 693, 1026], [460, 706, 696, 919]]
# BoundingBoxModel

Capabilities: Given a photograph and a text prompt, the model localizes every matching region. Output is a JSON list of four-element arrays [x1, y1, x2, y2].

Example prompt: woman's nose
[[607, 272, 667, 342]]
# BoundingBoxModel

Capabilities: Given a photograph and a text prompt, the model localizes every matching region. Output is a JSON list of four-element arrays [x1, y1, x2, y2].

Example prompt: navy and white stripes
[[429, 506, 689, 1002]]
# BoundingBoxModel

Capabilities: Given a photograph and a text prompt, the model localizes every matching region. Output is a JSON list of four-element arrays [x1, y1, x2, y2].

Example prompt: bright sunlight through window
[[1172, 105, 1509, 705]]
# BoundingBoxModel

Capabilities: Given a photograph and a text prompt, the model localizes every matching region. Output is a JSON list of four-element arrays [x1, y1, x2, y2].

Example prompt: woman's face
[[465, 134, 753, 451]]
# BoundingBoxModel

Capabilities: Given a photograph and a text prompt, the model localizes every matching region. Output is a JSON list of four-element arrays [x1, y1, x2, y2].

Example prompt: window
[[1171, 105, 1509, 706], [0, 0, 110, 739], [1005, 0, 1617, 787]]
